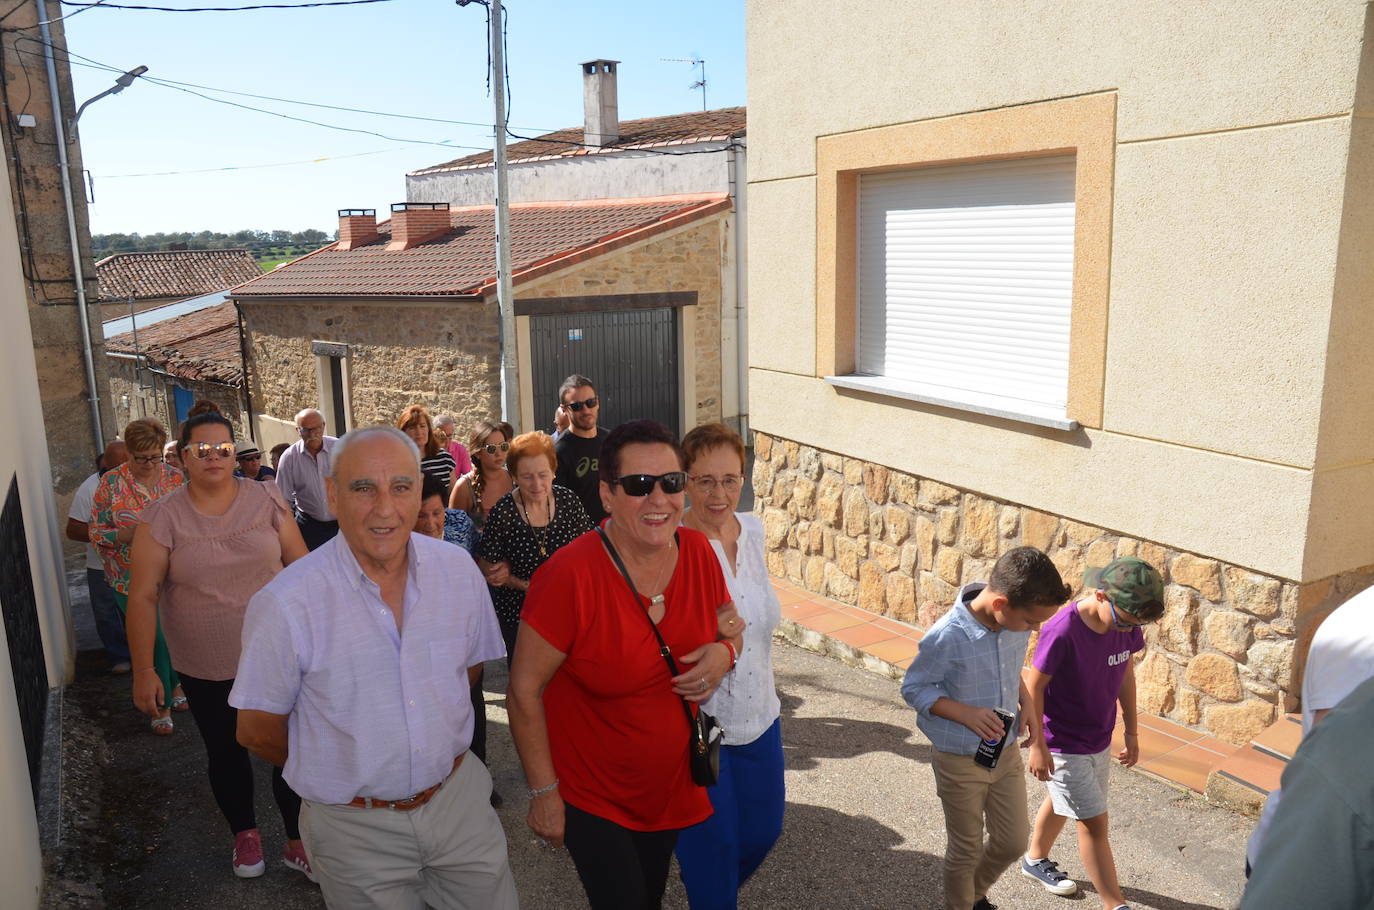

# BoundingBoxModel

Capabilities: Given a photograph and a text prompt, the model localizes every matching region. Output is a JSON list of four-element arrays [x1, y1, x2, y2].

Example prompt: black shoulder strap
[[597, 526, 696, 727]]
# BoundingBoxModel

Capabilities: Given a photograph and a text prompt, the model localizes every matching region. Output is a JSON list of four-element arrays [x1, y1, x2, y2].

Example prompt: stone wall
[[106, 358, 246, 440], [520, 217, 726, 427], [753, 431, 1374, 745], [241, 299, 499, 436]]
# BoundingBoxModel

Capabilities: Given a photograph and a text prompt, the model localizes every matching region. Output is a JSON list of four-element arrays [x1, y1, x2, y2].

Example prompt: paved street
[[45, 600, 1252, 909]]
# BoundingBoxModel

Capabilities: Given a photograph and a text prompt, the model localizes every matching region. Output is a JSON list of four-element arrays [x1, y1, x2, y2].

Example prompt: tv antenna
[[661, 56, 707, 110]]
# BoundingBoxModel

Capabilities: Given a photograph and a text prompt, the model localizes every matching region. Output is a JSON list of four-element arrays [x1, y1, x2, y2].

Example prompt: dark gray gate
[[528, 298, 684, 436], [1, 476, 47, 804]]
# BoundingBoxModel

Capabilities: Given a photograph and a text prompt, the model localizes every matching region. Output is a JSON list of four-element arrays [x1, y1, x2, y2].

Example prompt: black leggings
[[564, 802, 679, 910], [176, 673, 302, 839]]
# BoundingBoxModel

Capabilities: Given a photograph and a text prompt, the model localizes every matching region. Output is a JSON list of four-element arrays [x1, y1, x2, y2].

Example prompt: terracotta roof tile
[[409, 107, 746, 175], [104, 301, 242, 385], [96, 249, 263, 302], [233, 195, 731, 299]]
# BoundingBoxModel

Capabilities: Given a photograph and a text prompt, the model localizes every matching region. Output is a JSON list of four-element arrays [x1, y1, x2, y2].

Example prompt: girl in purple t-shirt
[[1020, 556, 1165, 910]]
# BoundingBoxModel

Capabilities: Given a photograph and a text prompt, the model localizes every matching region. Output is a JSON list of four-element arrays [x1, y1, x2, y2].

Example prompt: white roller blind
[[857, 155, 1076, 420]]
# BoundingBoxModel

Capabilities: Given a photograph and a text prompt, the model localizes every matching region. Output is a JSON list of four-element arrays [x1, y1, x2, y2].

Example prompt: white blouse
[[698, 512, 782, 745]]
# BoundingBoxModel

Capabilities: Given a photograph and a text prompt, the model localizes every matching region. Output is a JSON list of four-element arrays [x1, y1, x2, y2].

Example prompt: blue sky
[[65, 0, 746, 235]]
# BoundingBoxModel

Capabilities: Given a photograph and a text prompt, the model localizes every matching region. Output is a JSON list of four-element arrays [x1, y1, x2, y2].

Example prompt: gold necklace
[[609, 519, 675, 607], [517, 489, 553, 557]]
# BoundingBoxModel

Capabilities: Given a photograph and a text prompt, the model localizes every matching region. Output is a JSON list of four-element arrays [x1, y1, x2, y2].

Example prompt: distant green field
[[257, 256, 296, 272]]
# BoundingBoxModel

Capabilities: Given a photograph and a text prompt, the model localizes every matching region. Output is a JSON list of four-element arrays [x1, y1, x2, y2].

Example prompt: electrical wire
[[57, 0, 394, 10], [94, 145, 402, 178]]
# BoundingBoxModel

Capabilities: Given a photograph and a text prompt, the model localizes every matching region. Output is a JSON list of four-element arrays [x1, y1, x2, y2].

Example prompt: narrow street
[[46, 587, 1252, 910]]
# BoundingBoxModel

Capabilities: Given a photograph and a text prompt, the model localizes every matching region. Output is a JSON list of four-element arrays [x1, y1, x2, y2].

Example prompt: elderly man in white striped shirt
[[231, 426, 516, 908]]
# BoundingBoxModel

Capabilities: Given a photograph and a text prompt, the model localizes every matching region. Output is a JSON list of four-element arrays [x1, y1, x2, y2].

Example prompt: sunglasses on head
[[564, 396, 599, 412], [610, 471, 688, 496], [184, 442, 236, 460], [481, 441, 511, 455]]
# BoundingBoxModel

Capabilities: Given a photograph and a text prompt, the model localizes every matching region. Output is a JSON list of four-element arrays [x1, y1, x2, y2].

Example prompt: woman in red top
[[510, 420, 744, 910]]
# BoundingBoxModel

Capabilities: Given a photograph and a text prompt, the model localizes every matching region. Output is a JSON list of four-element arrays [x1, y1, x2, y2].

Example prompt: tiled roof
[[96, 249, 263, 302], [104, 301, 242, 386], [232, 195, 731, 299], [409, 106, 746, 175]]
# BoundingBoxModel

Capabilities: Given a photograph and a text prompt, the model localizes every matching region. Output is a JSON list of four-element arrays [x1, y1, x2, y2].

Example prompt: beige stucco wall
[[746, 0, 1374, 583]]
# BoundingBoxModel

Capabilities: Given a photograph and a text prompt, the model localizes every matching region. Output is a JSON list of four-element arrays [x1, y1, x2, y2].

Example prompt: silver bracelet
[[526, 779, 559, 799]]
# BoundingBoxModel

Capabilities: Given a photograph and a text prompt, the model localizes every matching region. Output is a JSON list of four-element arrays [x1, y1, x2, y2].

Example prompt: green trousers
[[112, 591, 180, 708]]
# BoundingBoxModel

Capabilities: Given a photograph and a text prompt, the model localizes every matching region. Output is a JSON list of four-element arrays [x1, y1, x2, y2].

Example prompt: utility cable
[[95, 146, 401, 178], [57, 0, 394, 10]]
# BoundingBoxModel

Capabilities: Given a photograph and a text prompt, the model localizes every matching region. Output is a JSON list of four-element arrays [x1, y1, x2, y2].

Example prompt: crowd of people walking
[[66, 371, 1370, 910]]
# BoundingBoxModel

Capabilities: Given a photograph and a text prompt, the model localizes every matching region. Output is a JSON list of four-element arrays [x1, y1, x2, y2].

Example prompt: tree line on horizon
[[93, 228, 335, 258]]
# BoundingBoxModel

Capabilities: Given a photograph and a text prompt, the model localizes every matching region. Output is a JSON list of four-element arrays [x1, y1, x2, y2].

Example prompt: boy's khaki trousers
[[931, 747, 1029, 910]]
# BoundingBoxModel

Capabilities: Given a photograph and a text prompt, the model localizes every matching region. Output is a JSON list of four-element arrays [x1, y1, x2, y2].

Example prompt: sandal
[[150, 716, 174, 736], [171, 694, 189, 712]]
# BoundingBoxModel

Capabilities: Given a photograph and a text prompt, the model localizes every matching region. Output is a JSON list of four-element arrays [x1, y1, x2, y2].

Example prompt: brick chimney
[[582, 59, 620, 147], [336, 209, 378, 250], [386, 202, 451, 251]]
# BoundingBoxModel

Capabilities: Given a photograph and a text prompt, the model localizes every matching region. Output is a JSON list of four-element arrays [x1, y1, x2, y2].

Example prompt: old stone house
[[233, 195, 732, 452], [103, 300, 247, 438], [745, 0, 1374, 748], [95, 248, 261, 322], [406, 60, 749, 436]]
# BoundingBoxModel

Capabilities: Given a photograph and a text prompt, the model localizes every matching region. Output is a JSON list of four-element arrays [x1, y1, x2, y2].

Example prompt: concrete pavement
[[43, 617, 1251, 909]]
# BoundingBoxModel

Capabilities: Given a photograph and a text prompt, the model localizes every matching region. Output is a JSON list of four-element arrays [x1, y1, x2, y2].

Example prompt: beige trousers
[[930, 747, 1029, 910], [299, 755, 519, 910]]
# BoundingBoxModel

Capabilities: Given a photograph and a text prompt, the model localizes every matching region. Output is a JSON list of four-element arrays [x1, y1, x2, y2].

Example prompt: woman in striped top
[[397, 405, 456, 501]]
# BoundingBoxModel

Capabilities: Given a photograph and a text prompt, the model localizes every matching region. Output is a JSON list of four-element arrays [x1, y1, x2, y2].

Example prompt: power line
[[58, 0, 394, 10], [94, 146, 404, 178]]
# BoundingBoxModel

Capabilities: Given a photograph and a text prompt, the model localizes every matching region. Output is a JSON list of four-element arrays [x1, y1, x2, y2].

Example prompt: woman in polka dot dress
[[477, 431, 592, 659]]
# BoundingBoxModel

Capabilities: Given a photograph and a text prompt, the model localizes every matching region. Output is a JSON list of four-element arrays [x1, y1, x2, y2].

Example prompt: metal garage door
[[530, 306, 680, 437]]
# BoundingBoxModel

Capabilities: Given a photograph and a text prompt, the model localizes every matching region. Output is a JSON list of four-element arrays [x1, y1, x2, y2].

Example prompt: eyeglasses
[[564, 396, 599, 412], [688, 474, 743, 495], [184, 442, 237, 460], [297, 424, 326, 437], [1106, 599, 1143, 631], [611, 471, 688, 496], [480, 442, 511, 455], [130, 453, 164, 465]]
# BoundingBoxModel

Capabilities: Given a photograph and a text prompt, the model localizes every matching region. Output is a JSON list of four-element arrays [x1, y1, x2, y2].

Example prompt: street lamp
[[70, 65, 148, 141]]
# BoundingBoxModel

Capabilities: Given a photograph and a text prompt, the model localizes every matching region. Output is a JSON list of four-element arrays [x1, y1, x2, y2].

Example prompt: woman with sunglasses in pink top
[[126, 402, 312, 882]]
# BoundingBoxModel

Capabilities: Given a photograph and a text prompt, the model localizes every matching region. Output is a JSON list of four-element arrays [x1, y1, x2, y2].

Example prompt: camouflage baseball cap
[[1083, 556, 1164, 617]]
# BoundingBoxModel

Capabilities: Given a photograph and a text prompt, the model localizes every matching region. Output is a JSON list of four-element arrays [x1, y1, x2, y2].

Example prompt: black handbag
[[597, 527, 722, 786]]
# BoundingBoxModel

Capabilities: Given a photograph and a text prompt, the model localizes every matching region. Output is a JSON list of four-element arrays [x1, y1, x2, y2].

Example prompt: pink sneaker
[[232, 828, 266, 878], [282, 841, 318, 883]]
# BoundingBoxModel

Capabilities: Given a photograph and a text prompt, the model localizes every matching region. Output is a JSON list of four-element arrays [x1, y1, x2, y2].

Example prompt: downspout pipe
[[728, 140, 749, 440], [38, 3, 103, 451]]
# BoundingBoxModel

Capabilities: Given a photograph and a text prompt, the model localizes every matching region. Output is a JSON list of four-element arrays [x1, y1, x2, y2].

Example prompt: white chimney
[[582, 59, 620, 147]]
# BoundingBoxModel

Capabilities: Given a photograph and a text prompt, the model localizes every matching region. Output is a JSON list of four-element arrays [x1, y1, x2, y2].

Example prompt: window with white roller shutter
[[851, 154, 1076, 425]]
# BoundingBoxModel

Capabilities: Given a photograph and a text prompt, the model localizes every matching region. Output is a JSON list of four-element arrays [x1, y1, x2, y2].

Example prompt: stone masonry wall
[[753, 432, 1374, 745], [520, 217, 726, 427], [242, 299, 499, 436], [107, 358, 246, 441]]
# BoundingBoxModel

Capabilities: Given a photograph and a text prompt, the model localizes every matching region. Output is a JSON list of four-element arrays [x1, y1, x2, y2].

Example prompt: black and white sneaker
[[1020, 857, 1078, 896]]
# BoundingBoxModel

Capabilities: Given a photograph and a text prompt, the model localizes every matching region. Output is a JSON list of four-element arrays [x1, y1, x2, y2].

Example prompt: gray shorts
[[1046, 749, 1111, 820]]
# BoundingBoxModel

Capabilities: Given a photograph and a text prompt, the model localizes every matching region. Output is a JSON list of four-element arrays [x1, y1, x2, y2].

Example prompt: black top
[[554, 428, 607, 525], [420, 450, 457, 500], [477, 484, 592, 626]]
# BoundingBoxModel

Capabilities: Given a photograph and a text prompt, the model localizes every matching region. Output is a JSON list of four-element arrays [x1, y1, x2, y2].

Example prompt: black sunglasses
[[564, 396, 599, 412], [610, 471, 688, 496]]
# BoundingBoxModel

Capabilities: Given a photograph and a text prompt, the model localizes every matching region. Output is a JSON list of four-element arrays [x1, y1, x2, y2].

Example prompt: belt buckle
[[394, 791, 423, 809]]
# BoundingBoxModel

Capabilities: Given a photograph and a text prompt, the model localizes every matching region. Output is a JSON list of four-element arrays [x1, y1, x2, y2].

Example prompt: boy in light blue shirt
[[902, 547, 1071, 910]]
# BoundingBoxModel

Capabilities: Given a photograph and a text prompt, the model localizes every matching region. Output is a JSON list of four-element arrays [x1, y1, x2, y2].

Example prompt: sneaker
[[1020, 856, 1078, 896], [972, 900, 997, 910], [282, 842, 317, 883], [232, 828, 266, 879], [110, 661, 131, 674]]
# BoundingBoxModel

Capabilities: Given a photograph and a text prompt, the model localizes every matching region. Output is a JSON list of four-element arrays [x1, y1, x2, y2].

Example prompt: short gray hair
[[295, 407, 324, 426], [328, 426, 421, 479], [434, 413, 456, 430]]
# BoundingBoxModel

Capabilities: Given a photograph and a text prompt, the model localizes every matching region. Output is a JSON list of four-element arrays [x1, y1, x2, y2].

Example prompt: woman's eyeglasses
[[688, 474, 743, 495], [564, 397, 599, 412], [184, 442, 237, 460], [611, 472, 688, 496], [480, 442, 511, 455], [130, 454, 165, 465]]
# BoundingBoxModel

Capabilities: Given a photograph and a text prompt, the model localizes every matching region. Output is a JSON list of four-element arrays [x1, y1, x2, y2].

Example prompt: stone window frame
[[815, 92, 1117, 430]]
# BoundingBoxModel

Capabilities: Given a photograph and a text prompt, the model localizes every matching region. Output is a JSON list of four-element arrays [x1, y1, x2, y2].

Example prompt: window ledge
[[823, 374, 1080, 431]]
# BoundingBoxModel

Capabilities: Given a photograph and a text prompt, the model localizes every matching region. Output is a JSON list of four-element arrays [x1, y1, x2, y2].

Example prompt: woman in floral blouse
[[90, 417, 186, 734]]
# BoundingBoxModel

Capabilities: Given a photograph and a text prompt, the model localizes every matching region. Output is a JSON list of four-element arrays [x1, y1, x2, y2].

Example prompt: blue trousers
[[86, 568, 130, 660], [675, 717, 785, 909]]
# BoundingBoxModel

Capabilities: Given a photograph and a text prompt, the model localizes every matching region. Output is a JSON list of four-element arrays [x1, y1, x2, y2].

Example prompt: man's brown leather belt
[[347, 753, 464, 811]]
